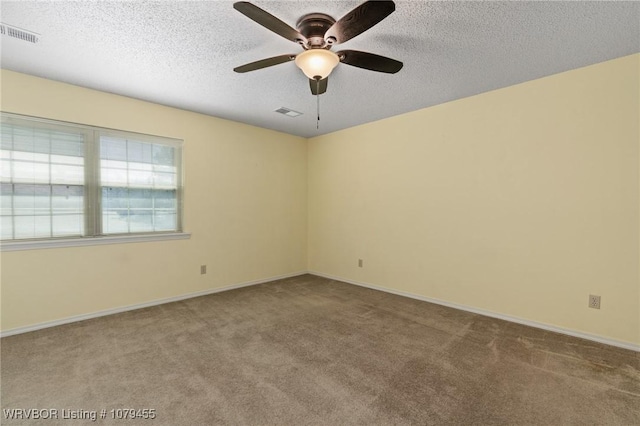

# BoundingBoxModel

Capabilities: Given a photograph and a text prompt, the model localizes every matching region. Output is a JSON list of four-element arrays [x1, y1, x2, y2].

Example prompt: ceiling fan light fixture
[[295, 49, 339, 80]]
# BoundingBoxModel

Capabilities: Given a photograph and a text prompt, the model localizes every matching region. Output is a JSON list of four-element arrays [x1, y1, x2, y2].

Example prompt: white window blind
[[0, 113, 183, 243], [100, 135, 179, 234], [1, 123, 86, 240]]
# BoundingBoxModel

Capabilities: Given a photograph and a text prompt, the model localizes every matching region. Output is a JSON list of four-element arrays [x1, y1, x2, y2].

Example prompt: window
[[1, 113, 183, 247], [100, 134, 180, 234]]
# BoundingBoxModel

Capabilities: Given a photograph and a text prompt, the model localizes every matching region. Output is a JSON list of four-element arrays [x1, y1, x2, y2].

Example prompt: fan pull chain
[[316, 79, 320, 130]]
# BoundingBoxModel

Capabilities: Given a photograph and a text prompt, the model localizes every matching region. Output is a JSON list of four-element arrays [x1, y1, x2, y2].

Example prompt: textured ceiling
[[1, 1, 639, 138]]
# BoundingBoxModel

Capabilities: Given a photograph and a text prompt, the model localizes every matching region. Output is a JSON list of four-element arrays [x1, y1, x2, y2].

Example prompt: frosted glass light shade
[[295, 49, 339, 80]]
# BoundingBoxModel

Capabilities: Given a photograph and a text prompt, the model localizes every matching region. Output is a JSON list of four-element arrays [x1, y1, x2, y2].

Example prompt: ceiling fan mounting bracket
[[296, 13, 336, 49]]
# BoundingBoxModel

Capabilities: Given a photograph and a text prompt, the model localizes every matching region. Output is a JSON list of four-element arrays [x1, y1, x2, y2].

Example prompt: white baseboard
[[0, 271, 307, 338], [309, 271, 640, 352], [4, 269, 638, 352]]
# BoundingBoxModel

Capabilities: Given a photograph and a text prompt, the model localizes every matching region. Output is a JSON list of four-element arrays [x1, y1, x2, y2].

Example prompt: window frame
[[0, 112, 189, 251]]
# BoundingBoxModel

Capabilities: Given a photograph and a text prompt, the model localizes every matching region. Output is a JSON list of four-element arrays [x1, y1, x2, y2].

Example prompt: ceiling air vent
[[0, 23, 39, 44], [275, 107, 302, 118]]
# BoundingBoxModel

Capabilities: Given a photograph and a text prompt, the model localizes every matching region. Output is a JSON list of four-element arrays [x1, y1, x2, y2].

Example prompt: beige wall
[[0, 70, 308, 332], [308, 54, 640, 345], [2, 55, 639, 346]]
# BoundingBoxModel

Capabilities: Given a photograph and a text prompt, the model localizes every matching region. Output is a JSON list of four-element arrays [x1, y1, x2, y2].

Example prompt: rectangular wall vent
[[0, 23, 39, 44], [275, 107, 302, 118]]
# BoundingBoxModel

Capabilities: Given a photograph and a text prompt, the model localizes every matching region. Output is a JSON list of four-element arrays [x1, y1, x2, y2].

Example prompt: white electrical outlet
[[200, 265, 207, 275], [588, 294, 601, 309]]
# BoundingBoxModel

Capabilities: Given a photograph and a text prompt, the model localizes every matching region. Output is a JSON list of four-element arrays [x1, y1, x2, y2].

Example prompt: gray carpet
[[1, 274, 639, 425]]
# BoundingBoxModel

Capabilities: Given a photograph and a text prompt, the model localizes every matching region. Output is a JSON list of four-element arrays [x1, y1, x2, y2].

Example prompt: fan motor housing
[[296, 13, 335, 48]]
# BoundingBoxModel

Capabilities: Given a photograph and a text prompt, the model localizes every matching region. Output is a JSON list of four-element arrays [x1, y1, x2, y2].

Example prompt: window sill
[[0, 232, 191, 252]]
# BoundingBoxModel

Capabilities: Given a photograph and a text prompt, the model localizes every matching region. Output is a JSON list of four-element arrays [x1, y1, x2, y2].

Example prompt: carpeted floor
[[1, 274, 639, 425]]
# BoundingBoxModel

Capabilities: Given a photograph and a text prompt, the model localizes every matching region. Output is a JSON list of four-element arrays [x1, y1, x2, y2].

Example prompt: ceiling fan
[[232, 0, 403, 96]]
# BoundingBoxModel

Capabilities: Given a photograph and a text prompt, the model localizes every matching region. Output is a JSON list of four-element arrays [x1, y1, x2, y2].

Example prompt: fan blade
[[234, 2, 307, 45], [234, 54, 295, 73], [338, 50, 403, 74], [309, 78, 328, 95], [325, 1, 395, 45]]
